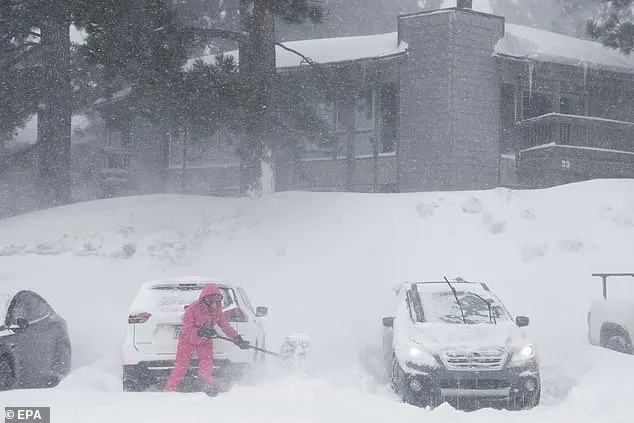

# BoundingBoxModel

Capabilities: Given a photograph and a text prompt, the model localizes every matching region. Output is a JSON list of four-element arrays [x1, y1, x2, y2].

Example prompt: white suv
[[122, 276, 269, 392], [587, 273, 634, 355]]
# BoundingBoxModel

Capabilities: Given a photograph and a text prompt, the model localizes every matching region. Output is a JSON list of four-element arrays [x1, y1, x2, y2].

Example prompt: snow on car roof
[[412, 280, 490, 294], [141, 276, 231, 289]]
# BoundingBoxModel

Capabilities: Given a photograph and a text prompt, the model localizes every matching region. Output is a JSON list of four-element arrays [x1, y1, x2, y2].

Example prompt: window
[[417, 289, 512, 325], [379, 83, 398, 154], [187, 128, 239, 167], [237, 287, 256, 315], [106, 154, 129, 170], [300, 101, 337, 159], [335, 104, 347, 158], [354, 89, 374, 157], [300, 83, 399, 159], [150, 285, 234, 310], [560, 94, 586, 116], [168, 128, 239, 168], [168, 132, 184, 168], [522, 90, 553, 120]]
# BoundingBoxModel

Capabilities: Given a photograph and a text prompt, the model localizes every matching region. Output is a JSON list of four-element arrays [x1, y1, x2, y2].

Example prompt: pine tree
[[1, 0, 196, 207], [236, 0, 324, 196], [0, 0, 86, 207], [77, 0, 194, 124], [588, 0, 634, 54]]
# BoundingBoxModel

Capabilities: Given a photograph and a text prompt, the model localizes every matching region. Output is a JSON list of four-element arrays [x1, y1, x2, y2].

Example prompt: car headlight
[[406, 344, 437, 366], [510, 343, 536, 364]]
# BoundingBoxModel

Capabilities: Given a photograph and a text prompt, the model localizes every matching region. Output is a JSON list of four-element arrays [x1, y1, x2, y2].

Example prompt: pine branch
[[182, 27, 248, 43]]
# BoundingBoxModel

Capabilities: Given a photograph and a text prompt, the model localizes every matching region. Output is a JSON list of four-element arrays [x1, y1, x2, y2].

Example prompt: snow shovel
[[213, 333, 311, 367]]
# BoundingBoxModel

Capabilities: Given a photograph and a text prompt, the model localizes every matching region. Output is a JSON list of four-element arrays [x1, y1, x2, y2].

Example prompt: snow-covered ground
[[1, 179, 634, 422]]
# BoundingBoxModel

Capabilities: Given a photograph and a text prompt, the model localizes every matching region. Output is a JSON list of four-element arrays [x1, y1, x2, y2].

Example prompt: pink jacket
[[179, 284, 239, 346]]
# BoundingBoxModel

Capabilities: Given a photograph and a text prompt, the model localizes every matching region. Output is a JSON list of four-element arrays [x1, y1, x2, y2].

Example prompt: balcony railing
[[517, 113, 634, 153]]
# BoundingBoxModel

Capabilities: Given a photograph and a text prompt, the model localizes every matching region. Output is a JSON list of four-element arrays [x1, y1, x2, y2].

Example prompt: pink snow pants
[[163, 340, 214, 392]]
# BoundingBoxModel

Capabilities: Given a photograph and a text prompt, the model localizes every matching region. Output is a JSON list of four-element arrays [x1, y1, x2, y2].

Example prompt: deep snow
[[1, 179, 634, 421]]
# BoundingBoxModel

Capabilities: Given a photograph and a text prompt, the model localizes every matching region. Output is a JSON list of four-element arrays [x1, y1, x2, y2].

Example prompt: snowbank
[[1, 180, 634, 421]]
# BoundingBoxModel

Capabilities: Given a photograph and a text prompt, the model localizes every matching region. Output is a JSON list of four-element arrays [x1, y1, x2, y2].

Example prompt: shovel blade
[[279, 333, 311, 369]]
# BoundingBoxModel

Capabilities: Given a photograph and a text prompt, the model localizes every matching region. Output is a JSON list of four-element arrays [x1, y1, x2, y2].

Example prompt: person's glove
[[234, 335, 250, 350], [197, 327, 217, 338]]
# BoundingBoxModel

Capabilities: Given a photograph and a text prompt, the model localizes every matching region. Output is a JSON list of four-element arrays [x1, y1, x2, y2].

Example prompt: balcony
[[518, 113, 634, 153], [515, 113, 634, 188]]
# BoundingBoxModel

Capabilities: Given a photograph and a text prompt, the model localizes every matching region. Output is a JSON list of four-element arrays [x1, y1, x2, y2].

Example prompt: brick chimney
[[397, 7, 505, 191], [457, 0, 473, 8]]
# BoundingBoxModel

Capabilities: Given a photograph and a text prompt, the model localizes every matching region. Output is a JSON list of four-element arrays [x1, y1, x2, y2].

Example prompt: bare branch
[[274, 41, 316, 66], [274, 41, 331, 83]]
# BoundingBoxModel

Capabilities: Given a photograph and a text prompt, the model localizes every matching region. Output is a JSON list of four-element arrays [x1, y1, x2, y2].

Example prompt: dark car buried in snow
[[382, 279, 540, 411], [0, 290, 72, 390]]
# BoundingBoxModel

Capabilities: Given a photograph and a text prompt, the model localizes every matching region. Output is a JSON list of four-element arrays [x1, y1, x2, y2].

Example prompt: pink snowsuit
[[163, 283, 240, 392]]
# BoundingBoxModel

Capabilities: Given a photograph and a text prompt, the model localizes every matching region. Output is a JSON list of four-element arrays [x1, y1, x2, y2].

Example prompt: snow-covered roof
[[186, 32, 408, 70], [496, 23, 634, 75], [187, 18, 634, 76]]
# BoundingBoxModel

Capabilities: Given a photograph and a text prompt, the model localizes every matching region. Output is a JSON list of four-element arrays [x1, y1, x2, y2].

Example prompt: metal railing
[[518, 113, 634, 153]]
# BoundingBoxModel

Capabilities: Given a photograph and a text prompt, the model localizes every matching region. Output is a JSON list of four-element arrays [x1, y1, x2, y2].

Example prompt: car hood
[[410, 321, 530, 353]]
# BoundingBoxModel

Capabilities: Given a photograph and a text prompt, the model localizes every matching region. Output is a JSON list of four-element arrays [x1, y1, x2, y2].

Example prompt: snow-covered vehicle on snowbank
[[0, 289, 72, 390], [588, 273, 634, 355], [382, 278, 540, 410], [122, 277, 269, 392]]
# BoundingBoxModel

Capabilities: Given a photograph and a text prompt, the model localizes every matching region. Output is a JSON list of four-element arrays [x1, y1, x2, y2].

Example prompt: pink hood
[[200, 283, 221, 299]]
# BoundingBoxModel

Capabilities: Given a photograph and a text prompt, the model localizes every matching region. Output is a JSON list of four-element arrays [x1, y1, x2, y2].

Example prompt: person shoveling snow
[[163, 283, 251, 394]]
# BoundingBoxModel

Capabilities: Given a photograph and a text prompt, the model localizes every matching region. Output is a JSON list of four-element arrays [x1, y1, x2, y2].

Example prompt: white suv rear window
[[148, 285, 234, 312]]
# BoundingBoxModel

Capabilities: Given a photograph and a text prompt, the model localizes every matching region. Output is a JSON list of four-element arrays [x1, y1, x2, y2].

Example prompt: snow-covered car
[[382, 279, 540, 410], [0, 289, 72, 390], [122, 277, 269, 392], [587, 273, 634, 354]]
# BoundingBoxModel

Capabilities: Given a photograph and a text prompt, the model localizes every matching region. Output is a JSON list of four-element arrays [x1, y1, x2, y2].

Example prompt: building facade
[[4, 3, 633, 220], [125, 4, 630, 196]]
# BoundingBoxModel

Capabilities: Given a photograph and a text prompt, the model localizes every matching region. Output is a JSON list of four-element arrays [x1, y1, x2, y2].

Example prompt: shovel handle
[[213, 334, 279, 357]]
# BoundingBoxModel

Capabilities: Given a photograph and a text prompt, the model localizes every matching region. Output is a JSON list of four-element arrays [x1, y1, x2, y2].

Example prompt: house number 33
[[561, 160, 571, 169]]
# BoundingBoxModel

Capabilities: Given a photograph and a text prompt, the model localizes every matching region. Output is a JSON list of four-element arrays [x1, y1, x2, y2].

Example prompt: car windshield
[[417, 288, 512, 324]]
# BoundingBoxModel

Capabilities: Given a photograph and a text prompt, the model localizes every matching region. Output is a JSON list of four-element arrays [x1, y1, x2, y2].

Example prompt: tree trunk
[[36, 15, 72, 209], [238, 0, 276, 197]]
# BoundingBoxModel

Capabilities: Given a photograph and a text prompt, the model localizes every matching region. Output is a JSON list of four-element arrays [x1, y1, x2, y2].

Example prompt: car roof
[[140, 276, 234, 289], [0, 289, 49, 322], [406, 278, 491, 294]]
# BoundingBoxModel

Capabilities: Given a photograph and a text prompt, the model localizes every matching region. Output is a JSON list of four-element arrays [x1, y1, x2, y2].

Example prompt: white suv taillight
[[128, 312, 151, 324]]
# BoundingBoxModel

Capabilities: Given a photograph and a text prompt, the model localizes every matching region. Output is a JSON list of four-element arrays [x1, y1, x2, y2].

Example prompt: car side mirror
[[382, 317, 394, 328], [516, 316, 529, 327], [255, 306, 268, 317]]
